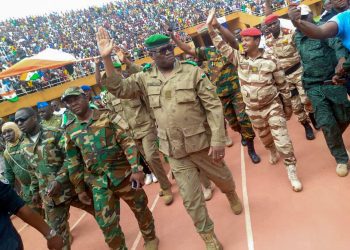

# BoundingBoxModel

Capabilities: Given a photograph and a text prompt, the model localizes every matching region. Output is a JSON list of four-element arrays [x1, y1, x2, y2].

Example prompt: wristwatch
[[45, 229, 57, 240]]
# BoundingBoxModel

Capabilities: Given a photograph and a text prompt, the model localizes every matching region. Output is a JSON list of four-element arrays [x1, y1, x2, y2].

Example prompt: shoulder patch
[[111, 114, 129, 130], [142, 63, 152, 72], [182, 60, 198, 67]]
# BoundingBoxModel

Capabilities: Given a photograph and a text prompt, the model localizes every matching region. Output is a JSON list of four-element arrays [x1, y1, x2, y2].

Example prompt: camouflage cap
[[61, 86, 85, 101], [145, 34, 170, 49]]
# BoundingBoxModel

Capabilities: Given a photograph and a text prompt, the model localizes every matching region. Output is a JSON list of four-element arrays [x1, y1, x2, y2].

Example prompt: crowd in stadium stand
[[0, 0, 287, 98]]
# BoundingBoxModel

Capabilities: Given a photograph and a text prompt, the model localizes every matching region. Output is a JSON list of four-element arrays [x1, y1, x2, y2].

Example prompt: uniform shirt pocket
[[182, 124, 210, 153], [148, 86, 162, 108], [175, 82, 196, 103]]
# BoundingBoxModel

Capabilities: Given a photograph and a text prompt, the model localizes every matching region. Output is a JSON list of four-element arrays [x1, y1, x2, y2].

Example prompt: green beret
[[61, 86, 85, 101], [113, 62, 122, 68], [145, 34, 170, 49]]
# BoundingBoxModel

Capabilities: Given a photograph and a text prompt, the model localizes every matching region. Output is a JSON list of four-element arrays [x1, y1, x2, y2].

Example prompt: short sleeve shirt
[[330, 10, 350, 51]]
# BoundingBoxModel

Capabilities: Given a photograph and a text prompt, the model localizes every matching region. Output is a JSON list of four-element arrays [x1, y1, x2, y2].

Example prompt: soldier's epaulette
[[182, 60, 198, 67], [42, 125, 61, 132], [97, 107, 110, 112], [142, 63, 152, 72]]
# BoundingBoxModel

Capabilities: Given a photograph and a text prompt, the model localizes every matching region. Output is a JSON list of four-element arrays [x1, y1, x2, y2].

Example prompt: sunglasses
[[150, 45, 175, 55], [15, 116, 31, 124]]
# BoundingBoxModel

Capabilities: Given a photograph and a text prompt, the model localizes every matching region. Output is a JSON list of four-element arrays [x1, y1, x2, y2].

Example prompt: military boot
[[199, 230, 223, 250], [336, 163, 349, 177], [225, 135, 233, 147], [309, 112, 320, 130], [302, 121, 315, 140], [144, 237, 159, 250], [159, 189, 173, 205], [225, 191, 243, 215], [246, 139, 261, 164], [241, 137, 247, 146], [286, 165, 303, 192], [268, 146, 280, 165]]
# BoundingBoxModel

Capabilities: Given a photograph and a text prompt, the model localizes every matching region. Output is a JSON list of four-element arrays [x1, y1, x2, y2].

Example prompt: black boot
[[309, 112, 320, 130], [302, 121, 315, 140], [246, 139, 261, 164], [241, 137, 247, 146]]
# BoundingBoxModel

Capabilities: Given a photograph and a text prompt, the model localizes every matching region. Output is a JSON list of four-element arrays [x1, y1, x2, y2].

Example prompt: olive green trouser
[[168, 149, 236, 233], [306, 85, 350, 164], [136, 130, 172, 190]]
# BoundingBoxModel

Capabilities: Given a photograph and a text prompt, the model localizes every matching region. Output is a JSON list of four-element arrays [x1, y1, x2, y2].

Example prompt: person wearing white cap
[[293, 5, 350, 177]]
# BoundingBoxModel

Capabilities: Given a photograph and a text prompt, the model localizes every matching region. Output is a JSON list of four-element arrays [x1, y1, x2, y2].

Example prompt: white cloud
[[0, 0, 114, 21]]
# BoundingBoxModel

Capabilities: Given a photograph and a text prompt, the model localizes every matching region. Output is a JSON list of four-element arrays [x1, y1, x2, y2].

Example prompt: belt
[[285, 62, 301, 76]]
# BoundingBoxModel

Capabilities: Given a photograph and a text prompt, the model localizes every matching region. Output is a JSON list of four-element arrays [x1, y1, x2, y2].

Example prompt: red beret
[[240, 28, 262, 37], [264, 14, 279, 25]]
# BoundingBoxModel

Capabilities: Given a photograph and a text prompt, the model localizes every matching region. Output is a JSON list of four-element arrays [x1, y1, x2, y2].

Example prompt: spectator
[[0, 178, 64, 250]]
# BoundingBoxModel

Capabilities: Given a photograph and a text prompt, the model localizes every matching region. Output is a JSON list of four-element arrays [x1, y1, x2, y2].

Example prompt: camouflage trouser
[[45, 201, 71, 250], [44, 196, 95, 250], [92, 176, 156, 249], [306, 85, 350, 164], [21, 184, 43, 215], [136, 129, 171, 190], [219, 91, 255, 140], [245, 98, 296, 166], [287, 67, 313, 123], [168, 149, 236, 233]]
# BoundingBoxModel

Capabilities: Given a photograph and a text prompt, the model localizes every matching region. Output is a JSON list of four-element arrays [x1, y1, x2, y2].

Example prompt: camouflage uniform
[[21, 126, 94, 249], [101, 66, 171, 193], [105, 59, 241, 237], [41, 115, 62, 129], [265, 29, 313, 122], [0, 135, 5, 174], [64, 108, 156, 249], [3, 135, 42, 213], [210, 30, 302, 191], [196, 47, 255, 140]]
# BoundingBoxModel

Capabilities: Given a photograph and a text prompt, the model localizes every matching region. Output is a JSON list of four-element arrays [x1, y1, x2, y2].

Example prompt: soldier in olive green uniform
[[2, 122, 42, 214], [97, 27, 242, 250], [15, 107, 94, 250], [97, 60, 173, 205], [294, 9, 350, 177], [61, 87, 158, 250], [38, 102, 62, 129]]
